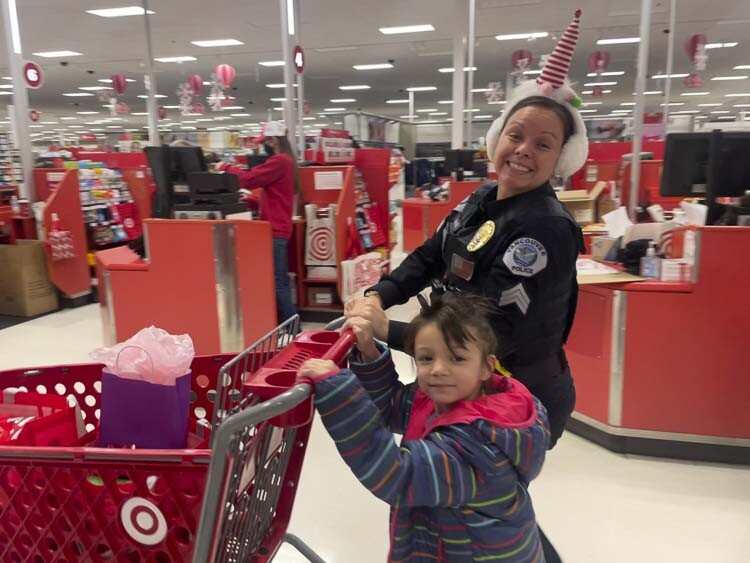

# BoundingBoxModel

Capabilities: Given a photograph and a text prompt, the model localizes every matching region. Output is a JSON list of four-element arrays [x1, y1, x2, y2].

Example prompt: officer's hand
[[343, 317, 380, 362], [345, 297, 388, 341], [298, 359, 338, 382]]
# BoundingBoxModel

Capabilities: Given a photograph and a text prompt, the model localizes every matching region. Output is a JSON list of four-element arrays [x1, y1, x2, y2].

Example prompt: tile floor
[[1, 302, 748, 562]]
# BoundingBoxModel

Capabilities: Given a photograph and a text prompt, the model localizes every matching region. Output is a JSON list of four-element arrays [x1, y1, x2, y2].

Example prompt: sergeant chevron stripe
[[499, 283, 530, 314]]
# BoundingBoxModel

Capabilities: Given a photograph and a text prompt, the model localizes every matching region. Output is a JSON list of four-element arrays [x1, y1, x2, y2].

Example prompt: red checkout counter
[[96, 218, 278, 356], [566, 226, 750, 464]]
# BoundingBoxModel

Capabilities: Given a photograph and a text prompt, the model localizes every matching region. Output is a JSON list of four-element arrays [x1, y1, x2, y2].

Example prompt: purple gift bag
[[99, 371, 191, 449]]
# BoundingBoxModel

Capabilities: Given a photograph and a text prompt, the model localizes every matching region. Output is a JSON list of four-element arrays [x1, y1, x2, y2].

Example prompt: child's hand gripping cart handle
[[242, 327, 355, 428]]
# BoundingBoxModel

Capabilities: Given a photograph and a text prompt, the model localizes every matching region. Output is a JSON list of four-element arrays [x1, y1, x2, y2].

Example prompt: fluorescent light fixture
[[339, 85, 371, 90], [266, 83, 297, 88], [651, 73, 689, 79], [579, 109, 599, 113], [697, 103, 722, 107], [488, 100, 507, 105], [438, 66, 478, 73], [711, 110, 731, 114], [523, 70, 542, 75], [222, 106, 244, 110], [39, 121, 58, 124], [596, 37, 640, 45], [191, 39, 244, 47], [660, 102, 685, 106], [86, 6, 153, 17], [8, 0, 21, 54], [705, 42, 737, 49], [137, 94, 167, 98], [733, 103, 750, 107], [163, 105, 181, 109], [438, 100, 453, 104], [287, 0, 294, 35], [60, 117, 78, 120], [67, 125, 84, 128], [734, 65, 750, 70], [379, 24, 435, 35], [0, 92, 12, 96], [399, 115, 418, 119], [406, 86, 438, 92], [29, 125, 43, 128], [324, 107, 346, 111], [78, 86, 111, 91], [495, 32, 548, 41], [270, 98, 287, 102], [33, 50, 83, 58], [474, 115, 494, 119], [303, 117, 316, 120], [428, 112, 448, 116], [711, 75, 748, 81], [674, 110, 700, 114], [154, 56, 197, 63], [471, 88, 491, 93], [330, 98, 356, 103], [131, 112, 148, 115], [258, 60, 285, 67], [680, 91, 710, 96], [582, 102, 603, 106], [584, 81, 618, 86], [76, 111, 100, 115], [586, 71, 625, 77], [581, 90, 612, 94], [63, 92, 94, 97], [386, 99, 409, 104], [2, 77, 11, 80], [416, 108, 438, 113], [634, 90, 663, 95], [724, 93, 750, 97], [230, 113, 249, 117], [620, 102, 636, 106], [463, 108, 480, 112], [353, 63, 394, 70], [98, 78, 136, 83], [0, 85, 13, 89]]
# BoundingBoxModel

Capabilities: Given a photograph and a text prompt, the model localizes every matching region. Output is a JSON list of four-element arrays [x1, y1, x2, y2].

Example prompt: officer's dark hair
[[404, 294, 498, 360], [503, 95, 576, 146]]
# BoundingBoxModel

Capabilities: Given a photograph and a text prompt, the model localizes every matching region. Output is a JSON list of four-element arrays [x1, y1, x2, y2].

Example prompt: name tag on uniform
[[450, 253, 475, 281]]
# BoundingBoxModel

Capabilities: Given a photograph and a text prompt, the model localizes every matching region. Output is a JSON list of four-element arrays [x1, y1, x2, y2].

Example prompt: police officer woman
[[347, 10, 588, 450]]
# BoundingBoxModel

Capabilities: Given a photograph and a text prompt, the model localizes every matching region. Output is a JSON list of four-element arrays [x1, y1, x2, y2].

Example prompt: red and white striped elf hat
[[537, 8, 581, 90]]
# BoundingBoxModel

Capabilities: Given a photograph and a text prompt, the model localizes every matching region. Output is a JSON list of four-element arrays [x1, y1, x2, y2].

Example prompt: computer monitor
[[660, 131, 750, 223], [145, 146, 207, 218], [444, 149, 474, 173], [660, 133, 711, 197], [246, 155, 269, 169]]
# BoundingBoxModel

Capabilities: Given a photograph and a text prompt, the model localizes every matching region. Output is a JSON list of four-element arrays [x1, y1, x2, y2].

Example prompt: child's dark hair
[[404, 294, 498, 359]]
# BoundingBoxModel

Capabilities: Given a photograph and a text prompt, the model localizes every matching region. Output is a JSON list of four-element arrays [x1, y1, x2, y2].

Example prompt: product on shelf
[[0, 132, 23, 186]]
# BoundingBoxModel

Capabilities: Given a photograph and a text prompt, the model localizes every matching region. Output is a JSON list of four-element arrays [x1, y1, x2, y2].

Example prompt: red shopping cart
[[0, 315, 353, 562]]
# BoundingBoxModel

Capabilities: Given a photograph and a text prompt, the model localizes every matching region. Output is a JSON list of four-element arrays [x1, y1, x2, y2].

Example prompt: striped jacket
[[310, 346, 550, 562]]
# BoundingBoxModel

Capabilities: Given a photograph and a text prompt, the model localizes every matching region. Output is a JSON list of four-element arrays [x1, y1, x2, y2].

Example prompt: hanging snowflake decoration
[[484, 82, 505, 104], [207, 73, 227, 112], [177, 83, 193, 116], [97, 90, 118, 116]]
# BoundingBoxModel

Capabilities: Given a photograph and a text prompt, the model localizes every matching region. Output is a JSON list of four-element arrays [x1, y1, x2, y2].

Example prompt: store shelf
[[303, 277, 338, 284]]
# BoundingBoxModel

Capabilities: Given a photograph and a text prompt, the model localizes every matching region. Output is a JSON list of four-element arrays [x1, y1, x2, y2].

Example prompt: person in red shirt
[[217, 122, 300, 324]]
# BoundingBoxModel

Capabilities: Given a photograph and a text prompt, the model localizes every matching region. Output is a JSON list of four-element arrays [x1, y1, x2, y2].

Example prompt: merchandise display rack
[[0, 132, 23, 186]]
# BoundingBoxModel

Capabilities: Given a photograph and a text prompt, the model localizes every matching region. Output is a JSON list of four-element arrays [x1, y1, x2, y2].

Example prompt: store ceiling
[[1, 0, 750, 142]]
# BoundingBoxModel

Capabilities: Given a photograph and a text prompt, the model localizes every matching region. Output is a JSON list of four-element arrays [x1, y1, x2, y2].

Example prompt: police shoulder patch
[[502, 238, 548, 277]]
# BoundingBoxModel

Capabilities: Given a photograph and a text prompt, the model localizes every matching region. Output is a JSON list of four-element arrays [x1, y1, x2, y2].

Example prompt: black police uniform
[[368, 181, 584, 447]]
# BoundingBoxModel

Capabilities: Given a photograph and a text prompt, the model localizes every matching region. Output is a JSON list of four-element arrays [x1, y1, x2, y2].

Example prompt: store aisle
[[0, 303, 748, 563]]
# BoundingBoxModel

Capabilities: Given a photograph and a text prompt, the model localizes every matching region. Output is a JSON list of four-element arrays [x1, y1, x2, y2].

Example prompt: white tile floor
[[1, 302, 749, 562]]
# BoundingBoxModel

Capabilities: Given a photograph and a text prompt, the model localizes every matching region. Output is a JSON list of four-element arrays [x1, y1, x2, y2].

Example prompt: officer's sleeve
[[366, 220, 449, 309], [481, 217, 578, 337]]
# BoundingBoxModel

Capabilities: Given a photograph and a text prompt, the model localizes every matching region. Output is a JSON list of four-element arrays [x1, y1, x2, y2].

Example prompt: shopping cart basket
[[0, 315, 353, 562]]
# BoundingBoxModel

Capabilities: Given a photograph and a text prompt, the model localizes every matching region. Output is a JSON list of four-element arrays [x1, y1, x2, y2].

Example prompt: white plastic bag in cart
[[341, 252, 388, 302], [90, 326, 194, 386]]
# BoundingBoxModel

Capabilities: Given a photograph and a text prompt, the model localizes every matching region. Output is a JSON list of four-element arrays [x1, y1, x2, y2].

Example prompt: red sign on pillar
[[22, 61, 43, 89], [29, 109, 40, 123], [293, 46, 304, 74]]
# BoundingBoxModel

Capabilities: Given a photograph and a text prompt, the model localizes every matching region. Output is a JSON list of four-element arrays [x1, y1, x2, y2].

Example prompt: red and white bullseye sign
[[308, 226, 334, 262], [23, 61, 43, 89], [29, 109, 40, 123], [120, 497, 167, 546], [293, 45, 304, 74]]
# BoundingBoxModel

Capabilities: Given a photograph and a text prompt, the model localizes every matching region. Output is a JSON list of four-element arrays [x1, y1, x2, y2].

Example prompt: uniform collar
[[483, 182, 555, 217]]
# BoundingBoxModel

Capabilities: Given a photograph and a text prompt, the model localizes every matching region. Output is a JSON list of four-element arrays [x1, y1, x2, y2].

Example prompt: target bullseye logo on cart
[[308, 226, 334, 261], [121, 497, 167, 546]]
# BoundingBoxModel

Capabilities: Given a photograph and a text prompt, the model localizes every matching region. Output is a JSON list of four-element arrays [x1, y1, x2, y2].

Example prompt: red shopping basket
[[0, 316, 353, 562]]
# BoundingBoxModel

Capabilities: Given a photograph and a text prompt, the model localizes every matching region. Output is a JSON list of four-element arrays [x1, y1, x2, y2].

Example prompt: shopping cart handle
[[321, 329, 355, 364]]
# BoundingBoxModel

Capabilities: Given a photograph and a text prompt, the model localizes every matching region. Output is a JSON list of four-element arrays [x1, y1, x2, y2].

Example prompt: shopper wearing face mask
[[347, 10, 587, 452], [216, 121, 300, 324]]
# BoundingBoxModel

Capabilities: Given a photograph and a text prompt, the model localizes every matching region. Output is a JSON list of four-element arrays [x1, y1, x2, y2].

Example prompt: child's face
[[413, 323, 495, 414]]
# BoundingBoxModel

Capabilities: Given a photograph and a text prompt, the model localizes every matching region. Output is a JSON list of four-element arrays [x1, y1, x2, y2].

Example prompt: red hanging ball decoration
[[158, 106, 167, 120], [188, 74, 203, 96], [191, 102, 205, 114], [215, 64, 236, 88], [588, 51, 610, 73], [111, 74, 128, 96]]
